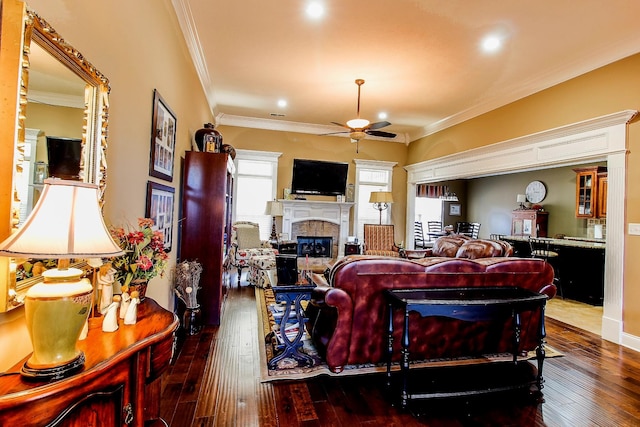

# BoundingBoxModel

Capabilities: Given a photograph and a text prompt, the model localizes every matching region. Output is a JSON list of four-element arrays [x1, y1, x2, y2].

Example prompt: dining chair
[[426, 221, 444, 241], [414, 222, 426, 249], [456, 222, 481, 239]]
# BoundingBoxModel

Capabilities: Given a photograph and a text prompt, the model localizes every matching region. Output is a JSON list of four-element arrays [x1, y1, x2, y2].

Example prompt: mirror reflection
[[2, 7, 111, 310], [18, 41, 86, 222]]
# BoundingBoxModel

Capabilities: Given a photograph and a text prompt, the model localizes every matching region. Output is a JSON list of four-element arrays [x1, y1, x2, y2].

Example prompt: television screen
[[291, 158, 348, 196], [46, 136, 82, 180]]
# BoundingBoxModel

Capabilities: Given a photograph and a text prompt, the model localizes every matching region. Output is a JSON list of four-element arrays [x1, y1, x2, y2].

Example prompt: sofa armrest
[[309, 286, 354, 373]]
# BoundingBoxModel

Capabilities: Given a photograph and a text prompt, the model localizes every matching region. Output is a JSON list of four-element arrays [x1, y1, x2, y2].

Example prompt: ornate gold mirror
[[0, 5, 110, 312]]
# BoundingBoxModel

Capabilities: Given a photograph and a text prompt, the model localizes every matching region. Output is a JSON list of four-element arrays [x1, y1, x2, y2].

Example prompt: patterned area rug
[[256, 287, 563, 383]]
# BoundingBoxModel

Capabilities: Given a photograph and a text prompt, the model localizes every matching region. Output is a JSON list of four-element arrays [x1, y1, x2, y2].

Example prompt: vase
[[129, 279, 148, 301], [183, 305, 202, 335], [194, 123, 222, 153]]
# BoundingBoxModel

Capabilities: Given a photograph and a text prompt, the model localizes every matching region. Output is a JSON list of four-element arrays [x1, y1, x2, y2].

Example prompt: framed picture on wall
[[145, 181, 175, 252], [449, 204, 461, 216], [149, 89, 176, 182]]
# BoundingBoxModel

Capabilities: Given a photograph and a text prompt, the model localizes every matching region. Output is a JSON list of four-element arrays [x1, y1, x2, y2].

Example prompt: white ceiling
[[174, 1, 640, 144]]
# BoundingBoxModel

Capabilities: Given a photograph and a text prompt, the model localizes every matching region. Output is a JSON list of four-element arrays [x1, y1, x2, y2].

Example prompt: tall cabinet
[[180, 151, 234, 325]]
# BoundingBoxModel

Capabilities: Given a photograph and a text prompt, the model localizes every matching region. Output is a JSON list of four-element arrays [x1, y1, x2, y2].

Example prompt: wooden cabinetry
[[511, 209, 548, 237], [180, 151, 235, 325], [597, 172, 608, 218], [573, 166, 607, 218], [0, 299, 178, 426]]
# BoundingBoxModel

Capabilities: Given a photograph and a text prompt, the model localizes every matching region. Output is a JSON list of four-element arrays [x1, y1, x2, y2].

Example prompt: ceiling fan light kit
[[346, 118, 370, 129]]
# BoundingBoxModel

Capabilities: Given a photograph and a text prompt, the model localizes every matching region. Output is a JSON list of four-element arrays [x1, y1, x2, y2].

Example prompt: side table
[[268, 283, 316, 369], [344, 242, 361, 255], [385, 287, 547, 409], [273, 240, 298, 255]]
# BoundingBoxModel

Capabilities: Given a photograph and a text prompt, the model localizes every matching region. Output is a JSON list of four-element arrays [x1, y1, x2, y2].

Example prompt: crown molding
[[217, 113, 408, 143]]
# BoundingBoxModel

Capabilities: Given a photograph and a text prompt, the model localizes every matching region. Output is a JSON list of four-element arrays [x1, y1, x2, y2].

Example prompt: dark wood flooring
[[160, 274, 640, 426]]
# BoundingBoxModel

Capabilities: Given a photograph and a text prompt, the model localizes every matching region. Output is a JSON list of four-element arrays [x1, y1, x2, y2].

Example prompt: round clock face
[[525, 180, 546, 203]]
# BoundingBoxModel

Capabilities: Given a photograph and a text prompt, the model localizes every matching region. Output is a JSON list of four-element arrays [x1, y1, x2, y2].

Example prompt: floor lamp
[[265, 200, 284, 241], [369, 191, 394, 224]]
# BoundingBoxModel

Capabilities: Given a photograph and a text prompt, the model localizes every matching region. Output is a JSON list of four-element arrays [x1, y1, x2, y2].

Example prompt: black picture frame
[[145, 181, 175, 253], [149, 89, 176, 182]]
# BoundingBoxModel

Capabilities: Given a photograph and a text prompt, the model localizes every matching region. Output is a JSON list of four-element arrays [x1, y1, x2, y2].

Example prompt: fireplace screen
[[297, 236, 333, 258]]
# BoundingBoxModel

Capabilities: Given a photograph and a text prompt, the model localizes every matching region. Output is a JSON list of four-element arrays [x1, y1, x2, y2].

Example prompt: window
[[233, 150, 282, 240], [353, 159, 397, 242]]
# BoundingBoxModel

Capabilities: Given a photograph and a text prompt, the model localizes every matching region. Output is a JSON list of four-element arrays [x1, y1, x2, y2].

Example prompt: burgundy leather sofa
[[307, 255, 555, 373]]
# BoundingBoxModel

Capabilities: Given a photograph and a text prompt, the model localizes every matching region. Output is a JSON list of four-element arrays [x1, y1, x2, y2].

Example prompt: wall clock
[[525, 180, 546, 203]]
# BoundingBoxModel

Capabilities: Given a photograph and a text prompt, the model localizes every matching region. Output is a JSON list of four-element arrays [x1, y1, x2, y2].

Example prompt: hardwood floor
[[160, 274, 640, 426]]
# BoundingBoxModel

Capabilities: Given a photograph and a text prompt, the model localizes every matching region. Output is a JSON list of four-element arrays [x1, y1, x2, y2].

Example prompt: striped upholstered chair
[[362, 224, 400, 257]]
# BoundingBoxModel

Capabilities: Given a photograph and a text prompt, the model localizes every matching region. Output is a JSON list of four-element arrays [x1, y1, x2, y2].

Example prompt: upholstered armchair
[[224, 222, 278, 287], [362, 224, 400, 257]]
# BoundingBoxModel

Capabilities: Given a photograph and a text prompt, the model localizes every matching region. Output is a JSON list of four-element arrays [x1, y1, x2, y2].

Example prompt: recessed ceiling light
[[378, 112, 388, 120], [481, 35, 502, 53], [306, 1, 325, 19], [277, 99, 287, 108]]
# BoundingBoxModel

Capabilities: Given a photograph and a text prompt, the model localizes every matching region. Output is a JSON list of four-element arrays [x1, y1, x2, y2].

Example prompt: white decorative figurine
[[98, 263, 116, 312], [124, 290, 140, 325], [102, 295, 121, 333], [119, 285, 131, 319]]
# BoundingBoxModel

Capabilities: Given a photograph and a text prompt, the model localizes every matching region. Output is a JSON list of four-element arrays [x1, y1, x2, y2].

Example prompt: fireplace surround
[[281, 200, 353, 258]]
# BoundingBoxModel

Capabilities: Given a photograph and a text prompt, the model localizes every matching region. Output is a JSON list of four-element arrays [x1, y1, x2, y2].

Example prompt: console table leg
[[401, 308, 410, 409], [513, 310, 522, 364], [536, 304, 547, 390], [386, 302, 394, 389]]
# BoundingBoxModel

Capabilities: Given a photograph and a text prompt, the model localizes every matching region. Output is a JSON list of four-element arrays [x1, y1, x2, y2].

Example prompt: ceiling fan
[[322, 79, 396, 152]]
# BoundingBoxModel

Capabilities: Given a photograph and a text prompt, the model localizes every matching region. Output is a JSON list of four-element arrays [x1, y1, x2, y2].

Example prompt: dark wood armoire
[[180, 151, 234, 325]]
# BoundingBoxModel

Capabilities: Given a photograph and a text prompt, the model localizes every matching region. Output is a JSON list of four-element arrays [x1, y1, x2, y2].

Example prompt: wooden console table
[[0, 298, 178, 426], [385, 287, 547, 409]]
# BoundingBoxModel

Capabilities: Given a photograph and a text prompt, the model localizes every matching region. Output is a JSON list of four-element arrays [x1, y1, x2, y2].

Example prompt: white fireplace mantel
[[280, 199, 353, 257]]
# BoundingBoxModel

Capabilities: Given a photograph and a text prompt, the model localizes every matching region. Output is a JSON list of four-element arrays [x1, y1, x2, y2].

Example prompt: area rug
[[256, 287, 563, 383]]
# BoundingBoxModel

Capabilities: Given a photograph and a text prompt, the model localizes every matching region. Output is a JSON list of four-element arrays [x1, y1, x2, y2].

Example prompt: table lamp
[[517, 194, 527, 209], [0, 179, 124, 380], [369, 191, 394, 224], [265, 200, 284, 241]]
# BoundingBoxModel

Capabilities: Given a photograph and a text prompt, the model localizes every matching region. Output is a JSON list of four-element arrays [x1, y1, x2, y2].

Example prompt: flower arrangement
[[173, 260, 203, 308], [109, 218, 168, 287]]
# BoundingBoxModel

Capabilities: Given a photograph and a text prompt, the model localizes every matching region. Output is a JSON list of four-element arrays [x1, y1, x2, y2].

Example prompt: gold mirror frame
[[0, 7, 110, 312]]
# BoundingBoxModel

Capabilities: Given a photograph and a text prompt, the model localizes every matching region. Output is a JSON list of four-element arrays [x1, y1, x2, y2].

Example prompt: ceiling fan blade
[[366, 129, 397, 138], [368, 121, 391, 130], [331, 121, 351, 129], [319, 130, 350, 136]]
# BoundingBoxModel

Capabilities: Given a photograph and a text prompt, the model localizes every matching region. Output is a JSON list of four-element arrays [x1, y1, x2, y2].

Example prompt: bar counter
[[501, 235, 605, 306]]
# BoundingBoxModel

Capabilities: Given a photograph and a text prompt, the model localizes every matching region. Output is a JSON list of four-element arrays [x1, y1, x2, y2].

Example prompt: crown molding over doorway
[[404, 109, 638, 349]]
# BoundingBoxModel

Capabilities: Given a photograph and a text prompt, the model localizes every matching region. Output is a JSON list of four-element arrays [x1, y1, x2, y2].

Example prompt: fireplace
[[297, 236, 333, 258], [281, 200, 353, 258]]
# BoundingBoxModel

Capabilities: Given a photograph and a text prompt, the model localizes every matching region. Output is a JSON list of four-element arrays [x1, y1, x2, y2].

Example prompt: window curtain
[[416, 184, 447, 198]]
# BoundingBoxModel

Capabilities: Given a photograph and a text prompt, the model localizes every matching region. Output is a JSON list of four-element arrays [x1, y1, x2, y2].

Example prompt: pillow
[[237, 227, 261, 249]]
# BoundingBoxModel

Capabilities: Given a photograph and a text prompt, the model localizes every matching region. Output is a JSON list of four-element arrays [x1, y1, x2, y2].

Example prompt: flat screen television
[[46, 136, 82, 180], [291, 158, 348, 196]]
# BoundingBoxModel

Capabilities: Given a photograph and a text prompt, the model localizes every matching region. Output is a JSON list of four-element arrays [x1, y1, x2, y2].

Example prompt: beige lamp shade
[[517, 194, 527, 203], [0, 179, 124, 259], [264, 200, 284, 216], [369, 191, 394, 204]]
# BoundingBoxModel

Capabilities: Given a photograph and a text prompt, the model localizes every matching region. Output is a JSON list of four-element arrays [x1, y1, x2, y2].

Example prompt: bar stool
[[529, 237, 563, 298]]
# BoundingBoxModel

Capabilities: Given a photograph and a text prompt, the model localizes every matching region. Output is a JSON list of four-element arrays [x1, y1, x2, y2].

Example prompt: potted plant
[[109, 218, 168, 299]]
